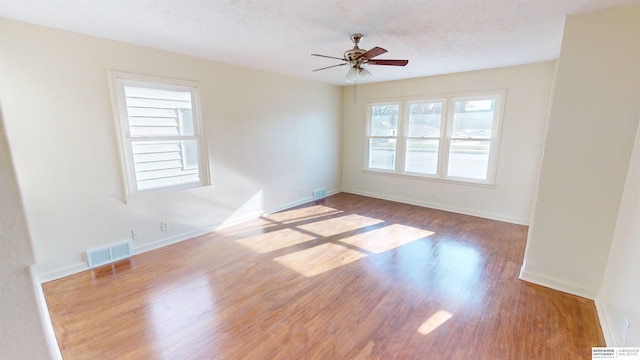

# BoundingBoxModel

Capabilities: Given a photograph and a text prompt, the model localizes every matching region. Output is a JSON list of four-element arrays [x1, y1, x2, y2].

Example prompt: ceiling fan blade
[[358, 46, 387, 60], [367, 59, 409, 66], [311, 53, 347, 61], [312, 63, 347, 72]]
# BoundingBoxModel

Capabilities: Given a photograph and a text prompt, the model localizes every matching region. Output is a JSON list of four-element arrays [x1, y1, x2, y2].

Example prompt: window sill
[[123, 183, 213, 204], [361, 169, 497, 189]]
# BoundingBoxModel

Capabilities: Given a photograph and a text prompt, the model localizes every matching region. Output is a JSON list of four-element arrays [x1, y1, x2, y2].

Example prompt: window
[[447, 98, 496, 180], [366, 92, 504, 184], [405, 100, 444, 175], [367, 103, 399, 170], [109, 72, 209, 199]]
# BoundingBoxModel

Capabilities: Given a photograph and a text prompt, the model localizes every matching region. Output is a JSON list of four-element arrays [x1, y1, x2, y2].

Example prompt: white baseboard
[[132, 226, 219, 255], [35, 191, 342, 283], [263, 196, 313, 215], [595, 296, 618, 347], [518, 265, 598, 299], [342, 188, 530, 225], [136, 192, 342, 254], [37, 262, 89, 283], [30, 266, 63, 360]]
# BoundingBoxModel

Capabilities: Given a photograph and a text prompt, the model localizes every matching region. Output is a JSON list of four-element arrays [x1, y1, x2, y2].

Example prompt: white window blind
[[110, 72, 209, 199]]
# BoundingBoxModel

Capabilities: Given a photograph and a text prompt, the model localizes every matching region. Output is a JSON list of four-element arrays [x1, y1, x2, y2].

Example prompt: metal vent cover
[[312, 188, 327, 200], [87, 240, 132, 268]]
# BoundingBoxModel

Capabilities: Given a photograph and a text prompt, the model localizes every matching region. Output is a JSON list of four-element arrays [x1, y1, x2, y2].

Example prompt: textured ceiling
[[1, 0, 638, 85]]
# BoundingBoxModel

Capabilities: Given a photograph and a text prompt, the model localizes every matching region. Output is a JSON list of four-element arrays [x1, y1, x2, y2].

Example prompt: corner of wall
[[519, 263, 598, 300], [594, 295, 618, 347], [30, 266, 63, 360]]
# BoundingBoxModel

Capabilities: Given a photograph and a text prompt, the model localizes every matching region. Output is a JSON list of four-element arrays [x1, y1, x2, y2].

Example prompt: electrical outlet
[[160, 221, 169, 232], [622, 318, 630, 342], [131, 228, 141, 240]]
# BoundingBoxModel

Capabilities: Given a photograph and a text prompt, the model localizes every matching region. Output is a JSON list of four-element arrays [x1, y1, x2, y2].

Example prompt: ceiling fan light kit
[[345, 65, 371, 83], [312, 33, 409, 83]]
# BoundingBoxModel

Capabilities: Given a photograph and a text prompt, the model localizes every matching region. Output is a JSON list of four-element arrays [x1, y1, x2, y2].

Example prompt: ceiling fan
[[312, 34, 409, 82]]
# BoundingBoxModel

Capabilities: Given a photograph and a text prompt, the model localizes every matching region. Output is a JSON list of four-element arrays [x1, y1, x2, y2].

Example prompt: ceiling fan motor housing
[[345, 33, 367, 64], [344, 48, 367, 62], [311, 33, 408, 73]]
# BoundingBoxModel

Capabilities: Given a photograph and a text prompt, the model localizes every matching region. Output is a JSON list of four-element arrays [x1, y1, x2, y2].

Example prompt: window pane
[[369, 138, 397, 170], [405, 139, 439, 174], [370, 104, 399, 136], [408, 102, 442, 137], [452, 99, 495, 138], [182, 139, 199, 169], [132, 140, 200, 191], [179, 109, 195, 136], [124, 86, 193, 137], [447, 140, 490, 180]]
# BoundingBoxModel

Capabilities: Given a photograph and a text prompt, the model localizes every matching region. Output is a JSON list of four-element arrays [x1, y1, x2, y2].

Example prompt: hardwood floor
[[43, 193, 605, 359]]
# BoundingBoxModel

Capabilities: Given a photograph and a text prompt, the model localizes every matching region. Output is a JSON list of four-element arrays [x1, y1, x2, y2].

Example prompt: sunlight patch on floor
[[215, 217, 278, 236], [296, 214, 384, 237], [274, 243, 367, 277], [418, 310, 453, 335], [340, 224, 434, 253], [236, 228, 316, 253], [263, 205, 343, 224]]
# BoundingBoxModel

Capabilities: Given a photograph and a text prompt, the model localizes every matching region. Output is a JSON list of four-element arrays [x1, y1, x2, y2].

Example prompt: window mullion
[[440, 97, 454, 178], [365, 91, 503, 185], [396, 101, 407, 173]]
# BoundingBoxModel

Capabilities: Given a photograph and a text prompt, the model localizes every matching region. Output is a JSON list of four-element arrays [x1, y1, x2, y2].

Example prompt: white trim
[[37, 262, 89, 284], [35, 189, 342, 282], [404, 98, 447, 177], [123, 184, 214, 205], [364, 90, 506, 185], [107, 70, 210, 201], [133, 195, 334, 253], [361, 169, 497, 189], [30, 266, 63, 360], [518, 264, 598, 299], [594, 296, 617, 347], [132, 226, 220, 255], [342, 188, 528, 225], [365, 101, 401, 171], [520, 60, 560, 294]]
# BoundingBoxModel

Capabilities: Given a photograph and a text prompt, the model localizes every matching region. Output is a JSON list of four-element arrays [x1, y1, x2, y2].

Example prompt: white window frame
[[108, 71, 210, 201], [366, 102, 401, 172], [365, 90, 505, 185], [177, 107, 198, 171], [403, 98, 447, 177]]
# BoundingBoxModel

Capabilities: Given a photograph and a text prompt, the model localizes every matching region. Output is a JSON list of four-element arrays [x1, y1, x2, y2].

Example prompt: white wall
[[597, 114, 640, 346], [342, 62, 555, 225], [521, 4, 640, 299], [0, 108, 59, 359], [0, 19, 343, 280]]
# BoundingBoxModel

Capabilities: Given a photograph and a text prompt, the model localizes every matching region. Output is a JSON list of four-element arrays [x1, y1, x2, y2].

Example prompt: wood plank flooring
[[43, 193, 605, 359]]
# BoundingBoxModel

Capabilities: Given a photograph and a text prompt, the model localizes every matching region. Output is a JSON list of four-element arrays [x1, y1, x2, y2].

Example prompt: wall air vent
[[86, 240, 132, 268], [312, 188, 327, 200]]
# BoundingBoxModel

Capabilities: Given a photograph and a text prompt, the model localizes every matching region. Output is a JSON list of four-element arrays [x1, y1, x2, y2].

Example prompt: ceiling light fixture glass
[[345, 64, 371, 83]]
